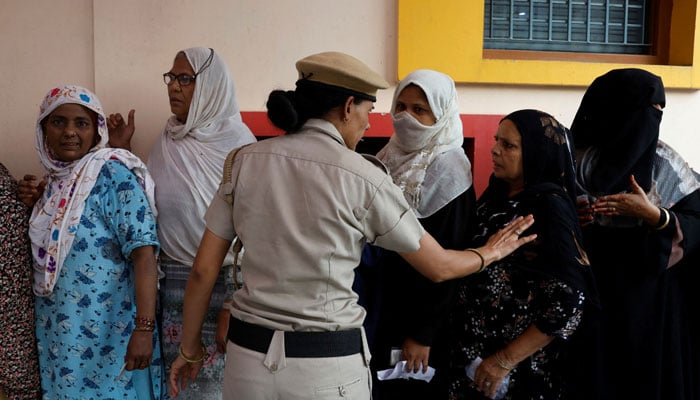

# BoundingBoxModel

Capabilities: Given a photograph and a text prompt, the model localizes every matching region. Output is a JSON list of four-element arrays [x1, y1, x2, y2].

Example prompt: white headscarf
[[148, 47, 256, 265], [29, 85, 156, 296], [376, 69, 472, 218]]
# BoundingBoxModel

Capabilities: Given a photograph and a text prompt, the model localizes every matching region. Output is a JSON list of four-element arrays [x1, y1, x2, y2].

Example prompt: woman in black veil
[[571, 68, 700, 400]]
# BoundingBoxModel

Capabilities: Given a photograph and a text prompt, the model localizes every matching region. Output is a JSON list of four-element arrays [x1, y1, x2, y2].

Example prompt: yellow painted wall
[[398, 0, 700, 88]]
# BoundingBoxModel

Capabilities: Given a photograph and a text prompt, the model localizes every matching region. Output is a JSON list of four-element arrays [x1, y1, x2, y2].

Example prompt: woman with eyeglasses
[[168, 51, 536, 400], [108, 47, 257, 399]]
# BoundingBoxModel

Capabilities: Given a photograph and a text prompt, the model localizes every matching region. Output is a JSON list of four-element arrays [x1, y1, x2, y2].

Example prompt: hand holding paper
[[376, 360, 435, 383]]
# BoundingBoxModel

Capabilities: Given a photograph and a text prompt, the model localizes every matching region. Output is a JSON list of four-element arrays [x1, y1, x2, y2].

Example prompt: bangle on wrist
[[134, 315, 155, 332], [465, 248, 485, 273], [178, 343, 207, 364], [654, 207, 670, 230], [494, 350, 515, 371]]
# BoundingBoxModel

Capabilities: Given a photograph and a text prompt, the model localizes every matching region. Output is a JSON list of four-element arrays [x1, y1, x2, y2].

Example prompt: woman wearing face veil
[[570, 68, 700, 400], [370, 69, 476, 399]]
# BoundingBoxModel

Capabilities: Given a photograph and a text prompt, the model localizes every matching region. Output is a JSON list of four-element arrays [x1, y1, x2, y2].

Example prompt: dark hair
[[266, 80, 363, 132]]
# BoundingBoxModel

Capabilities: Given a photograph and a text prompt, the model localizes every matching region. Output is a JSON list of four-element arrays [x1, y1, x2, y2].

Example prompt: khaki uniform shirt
[[205, 119, 424, 331]]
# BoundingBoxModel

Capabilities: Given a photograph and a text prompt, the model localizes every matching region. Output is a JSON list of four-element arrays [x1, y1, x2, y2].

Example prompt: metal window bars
[[484, 0, 651, 54]]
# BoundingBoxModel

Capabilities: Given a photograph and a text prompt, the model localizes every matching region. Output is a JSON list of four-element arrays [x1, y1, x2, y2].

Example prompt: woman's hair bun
[[266, 90, 299, 131]]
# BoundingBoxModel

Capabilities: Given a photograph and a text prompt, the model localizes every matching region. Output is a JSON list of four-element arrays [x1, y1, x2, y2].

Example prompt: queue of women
[[0, 46, 698, 400]]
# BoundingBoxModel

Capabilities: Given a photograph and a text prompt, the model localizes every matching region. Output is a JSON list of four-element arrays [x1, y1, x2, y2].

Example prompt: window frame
[[397, 0, 700, 88], [483, 0, 656, 56]]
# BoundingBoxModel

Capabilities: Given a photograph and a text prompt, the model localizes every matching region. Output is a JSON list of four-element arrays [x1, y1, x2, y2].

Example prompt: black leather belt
[[227, 316, 363, 358]]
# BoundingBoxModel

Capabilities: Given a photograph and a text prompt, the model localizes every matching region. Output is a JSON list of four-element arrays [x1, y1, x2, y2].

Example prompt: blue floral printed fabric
[[35, 161, 161, 399]]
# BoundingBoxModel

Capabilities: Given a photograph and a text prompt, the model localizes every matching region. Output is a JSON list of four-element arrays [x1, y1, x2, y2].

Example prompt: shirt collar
[[303, 118, 347, 147]]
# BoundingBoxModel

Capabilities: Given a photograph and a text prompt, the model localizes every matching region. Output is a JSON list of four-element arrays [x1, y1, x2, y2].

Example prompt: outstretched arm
[[400, 215, 536, 282]]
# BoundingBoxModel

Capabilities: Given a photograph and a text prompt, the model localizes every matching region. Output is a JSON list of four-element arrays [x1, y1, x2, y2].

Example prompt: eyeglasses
[[163, 48, 215, 86]]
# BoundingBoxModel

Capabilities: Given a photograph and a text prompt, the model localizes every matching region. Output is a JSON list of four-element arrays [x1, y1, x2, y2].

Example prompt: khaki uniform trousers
[[223, 330, 372, 399]]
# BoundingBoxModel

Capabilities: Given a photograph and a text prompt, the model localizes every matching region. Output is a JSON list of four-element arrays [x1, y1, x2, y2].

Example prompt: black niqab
[[571, 68, 665, 194]]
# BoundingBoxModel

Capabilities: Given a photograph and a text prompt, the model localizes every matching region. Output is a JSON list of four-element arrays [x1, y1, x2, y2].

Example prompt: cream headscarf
[[29, 85, 156, 296], [148, 47, 256, 265], [376, 69, 472, 218]]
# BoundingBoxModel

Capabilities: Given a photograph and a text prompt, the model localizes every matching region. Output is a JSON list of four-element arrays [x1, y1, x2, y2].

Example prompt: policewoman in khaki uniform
[[169, 51, 535, 400]]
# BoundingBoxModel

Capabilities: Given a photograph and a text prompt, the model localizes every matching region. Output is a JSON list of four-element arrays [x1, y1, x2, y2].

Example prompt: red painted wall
[[241, 111, 502, 196]]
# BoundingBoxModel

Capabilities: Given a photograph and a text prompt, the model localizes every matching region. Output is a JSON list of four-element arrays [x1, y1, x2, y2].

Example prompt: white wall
[[2, 0, 699, 179], [1, 0, 95, 178]]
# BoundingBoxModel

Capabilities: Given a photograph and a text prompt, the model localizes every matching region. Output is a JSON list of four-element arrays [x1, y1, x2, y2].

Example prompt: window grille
[[484, 0, 651, 54]]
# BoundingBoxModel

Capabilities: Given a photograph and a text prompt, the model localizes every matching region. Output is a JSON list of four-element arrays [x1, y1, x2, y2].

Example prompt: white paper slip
[[376, 360, 436, 383]]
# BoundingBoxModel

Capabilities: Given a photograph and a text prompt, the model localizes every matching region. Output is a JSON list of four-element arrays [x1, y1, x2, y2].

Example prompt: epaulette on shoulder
[[361, 153, 390, 175]]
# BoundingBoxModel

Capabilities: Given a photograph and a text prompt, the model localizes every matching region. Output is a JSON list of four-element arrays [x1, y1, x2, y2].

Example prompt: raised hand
[[107, 109, 136, 151], [591, 175, 661, 226]]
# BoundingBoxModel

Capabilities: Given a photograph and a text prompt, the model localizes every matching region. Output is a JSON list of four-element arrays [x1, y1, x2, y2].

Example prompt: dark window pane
[[484, 0, 652, 54]]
